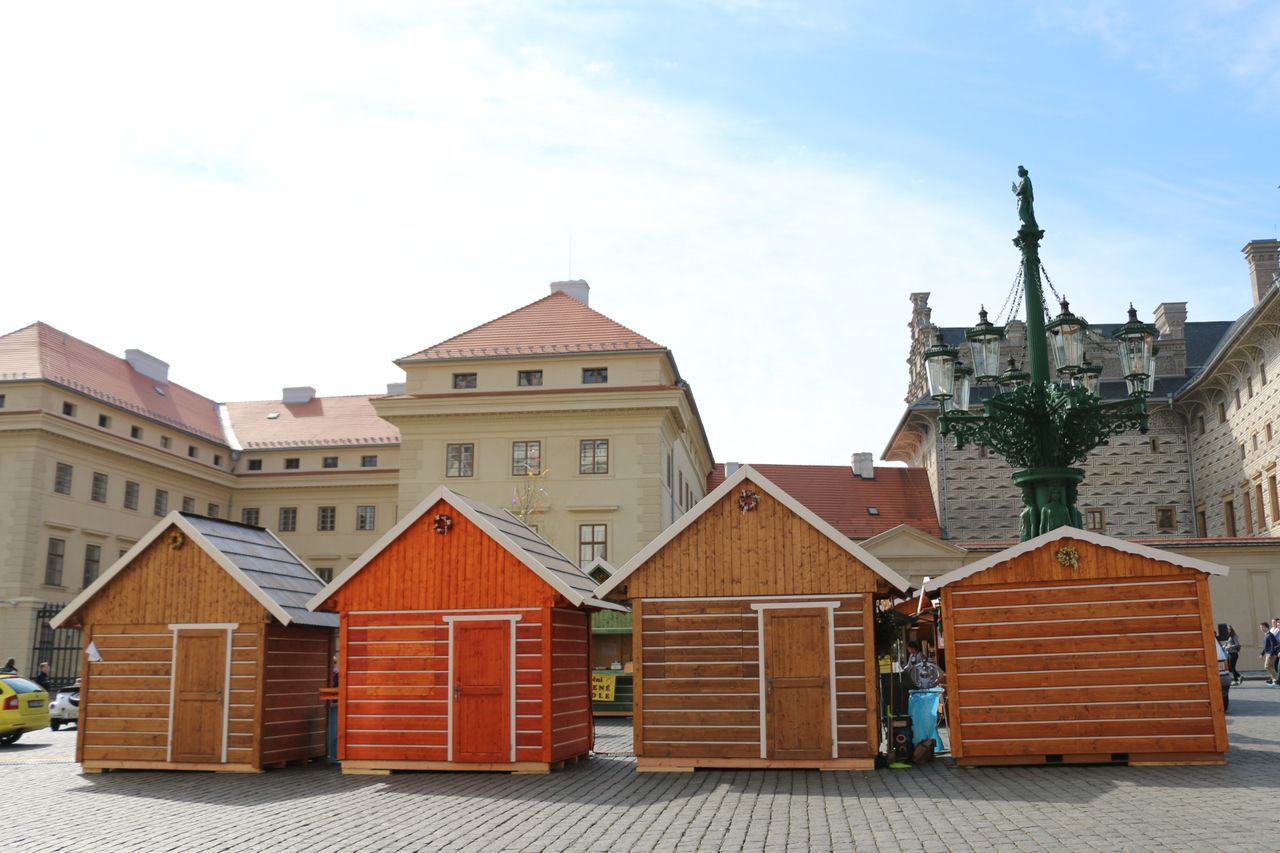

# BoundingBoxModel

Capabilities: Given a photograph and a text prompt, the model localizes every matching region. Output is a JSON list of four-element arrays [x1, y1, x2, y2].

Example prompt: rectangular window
[[207, 503, 219, 518], [315, 567, 334, 583], [1224, 500, 1237, 537], [0, 393, 5, 408], [83, 543, 101, 588], [285, 458, 300, 470], [182, 496, 196, 513], [452, 373, 477, 389], [1195, 507, 1207, 537], [130, 425, 143, 439], [1248, 377, 1255, 398], [1235, 389, 1243, 410], [1084, 509, 1105, 533], [317, 506, 336, 531], [512, 440, 542, 475], [62, 401, 76, 417], [1257, 482, 1267, 530], [1197, 415, 1206, 436], [1155, 506, 1177, 533], [154, 489, 168, 516], [446, 443, 474, 477], [45, 538, 65, 586], [54, 462, 73, 495], [241, 507, 260, 527], [1241, 444, 1247, 460], [361, 455, 378, 468], [1263, 363, 1269, 386], [160, 436, 171, 449], [517, 370, 543, 387], [664, 451, 672, 486], [1149, 437, 1160, 453], [579, 439, 609, 474], [578, 523, 607, 566], [187, 445, 198, 459], [279, 507, 297, 532], [1218, 402, 1227, 423], [1271, 475, 1280, 522], [91, 472, 108, 503], [98, 414, 111, 428], [323, 456, 338, 468], [356, 505, 376, 531], [1269, 423, 1275, 443], [213, 454, 222, 467], [124, 480, 139, 511], [247, 459, 263, 471], [678, 471, 685, 510], [1254, 433, 1260, 451], [1243, 491, 1255, 535], [582, 367, 608, 385]]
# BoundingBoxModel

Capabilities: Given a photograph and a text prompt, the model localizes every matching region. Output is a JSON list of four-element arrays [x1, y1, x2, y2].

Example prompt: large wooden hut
[[597, 465, 910, 771], [50, 513, 336, 773], [308, 486, 625, 775], [923, 526, 1229, 767]]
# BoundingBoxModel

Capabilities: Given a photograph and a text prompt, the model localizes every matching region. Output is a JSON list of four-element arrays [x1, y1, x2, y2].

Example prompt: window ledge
[[567, 505, 619, 513]]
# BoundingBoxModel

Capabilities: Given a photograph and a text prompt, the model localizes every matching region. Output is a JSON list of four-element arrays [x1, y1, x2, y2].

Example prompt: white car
[[48, 682, 79, 731]]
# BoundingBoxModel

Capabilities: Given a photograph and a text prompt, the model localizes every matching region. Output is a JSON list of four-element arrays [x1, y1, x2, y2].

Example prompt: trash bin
[[908, 687, 943, 746]]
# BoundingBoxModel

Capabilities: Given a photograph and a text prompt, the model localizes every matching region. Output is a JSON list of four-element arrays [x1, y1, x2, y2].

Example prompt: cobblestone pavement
[[2, 683, 1277, 852]]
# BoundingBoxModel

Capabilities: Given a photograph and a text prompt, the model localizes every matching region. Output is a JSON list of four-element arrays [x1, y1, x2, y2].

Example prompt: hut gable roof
[[922, 526, 1228, 593], [308, 486, 625, 612], [51, 513, 337, 629], [597, 465, 911, 598]]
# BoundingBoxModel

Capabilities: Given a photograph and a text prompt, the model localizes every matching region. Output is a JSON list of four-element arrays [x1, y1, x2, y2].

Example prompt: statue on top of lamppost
[[1012, 165, 1039, 232]]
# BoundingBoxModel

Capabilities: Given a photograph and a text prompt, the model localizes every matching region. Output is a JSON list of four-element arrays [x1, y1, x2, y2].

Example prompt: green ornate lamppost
[[923, 167, 1158, 541]]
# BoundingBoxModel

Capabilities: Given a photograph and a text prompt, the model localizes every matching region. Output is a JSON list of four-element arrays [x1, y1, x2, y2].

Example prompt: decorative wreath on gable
[[432, 513, 454, 535], [1055, 544, 1080, 569], [168, 530, 186, 550], [737, 489, 760, 513]]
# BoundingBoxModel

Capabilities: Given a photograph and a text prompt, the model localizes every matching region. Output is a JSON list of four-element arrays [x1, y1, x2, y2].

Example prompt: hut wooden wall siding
[[941, 537, 1227, 766], [623, 484, 886, 600], [635, 596, 874, 762], [549, 609, 592, 761], [261, 625, 330, 765]]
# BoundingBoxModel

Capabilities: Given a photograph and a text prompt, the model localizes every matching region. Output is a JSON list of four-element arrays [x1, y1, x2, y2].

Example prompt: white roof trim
[[922, 525, 1229, 593], [859, 523, 969, 555], [306, 486, 597, 612], [597, 465, 911, 598], [51, 513, 294, 629]]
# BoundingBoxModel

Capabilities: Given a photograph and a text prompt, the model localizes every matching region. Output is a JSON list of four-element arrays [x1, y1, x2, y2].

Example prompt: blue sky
[[1, 1, 1276, 466]]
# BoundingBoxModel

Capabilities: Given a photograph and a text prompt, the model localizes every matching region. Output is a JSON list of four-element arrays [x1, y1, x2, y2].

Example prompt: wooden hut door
[[452, 621, 512, 763], [762, 608, 832, 760], [170, 629, 228, 764]]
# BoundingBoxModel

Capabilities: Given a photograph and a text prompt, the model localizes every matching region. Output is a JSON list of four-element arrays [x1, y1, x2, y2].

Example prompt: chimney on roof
[[724, 461, 740, 477], [282, 386, 315, 404], [386, 382, 406, 396], [1244, 240, 1280, 306], [124, 349, 169, 384], [851, 452, 875, 479], [1153, 303, 1187, 340], [550, 279, 590, 306]]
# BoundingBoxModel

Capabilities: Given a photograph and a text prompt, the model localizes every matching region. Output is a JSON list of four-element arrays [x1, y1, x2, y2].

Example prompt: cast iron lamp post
[[923, 167, 1158, 541]]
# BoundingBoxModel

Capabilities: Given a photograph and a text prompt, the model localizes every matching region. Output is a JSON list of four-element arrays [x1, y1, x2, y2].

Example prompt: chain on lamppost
[[922, 167, 1159, 541]]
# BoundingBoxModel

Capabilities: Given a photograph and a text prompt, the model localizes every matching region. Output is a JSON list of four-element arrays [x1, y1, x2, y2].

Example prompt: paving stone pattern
[[4, 685, 1278, 852]]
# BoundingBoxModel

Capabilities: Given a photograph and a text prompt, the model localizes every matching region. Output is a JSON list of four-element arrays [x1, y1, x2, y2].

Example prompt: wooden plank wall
[[79, 623, 260, 767], [549, 609, 592, 760], [624, 482, 886, 599], [637, 596, 873, 761], [261, 625, 331, 765], [946, 572, 1226, 759], [342, 608, 548, 764]]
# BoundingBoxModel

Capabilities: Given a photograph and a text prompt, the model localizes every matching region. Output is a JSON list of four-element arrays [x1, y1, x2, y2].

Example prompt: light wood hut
[[308, 486, 625, 775], [596, 465, 910, 771], [923, 526, 1229, 767], [50, 513, 336, 773]]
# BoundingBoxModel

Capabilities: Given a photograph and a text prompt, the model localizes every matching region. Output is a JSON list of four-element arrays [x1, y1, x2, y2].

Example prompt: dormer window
[[583, 367, 608, 385], [453, 373, 478, 389]]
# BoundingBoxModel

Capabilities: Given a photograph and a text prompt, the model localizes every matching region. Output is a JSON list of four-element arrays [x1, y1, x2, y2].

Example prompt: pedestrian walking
[[1261, 622, 1279, 685], [1224, 627, 1242, 685]]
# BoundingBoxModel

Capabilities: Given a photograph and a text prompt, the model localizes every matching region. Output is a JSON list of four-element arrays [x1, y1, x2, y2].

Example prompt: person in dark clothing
[[0, 658, 16, 674], [1261, 623, 1279, 686], [33, 662, 51, 692], [1224, 627, 1242, 685]]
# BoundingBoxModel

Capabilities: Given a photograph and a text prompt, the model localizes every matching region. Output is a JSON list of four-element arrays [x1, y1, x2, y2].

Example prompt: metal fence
[[29, 603, 81, 692]]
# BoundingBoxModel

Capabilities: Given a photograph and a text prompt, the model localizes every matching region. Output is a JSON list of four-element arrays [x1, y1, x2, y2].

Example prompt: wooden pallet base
[[954, 751, 1227, 768], [340, 753, 589, 775], [637, 756, 875, 773], [81, 760, 262, 774]]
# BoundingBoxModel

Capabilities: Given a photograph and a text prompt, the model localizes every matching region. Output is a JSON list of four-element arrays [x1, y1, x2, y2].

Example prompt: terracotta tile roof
[[400, 292, 664, 361], [706, 463, 940, 539], [224, 395, 400, 450], [0, 321, 226, 443]]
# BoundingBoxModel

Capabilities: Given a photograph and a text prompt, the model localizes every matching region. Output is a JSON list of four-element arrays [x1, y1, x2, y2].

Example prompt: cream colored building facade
[[0, 282, 712, 675]]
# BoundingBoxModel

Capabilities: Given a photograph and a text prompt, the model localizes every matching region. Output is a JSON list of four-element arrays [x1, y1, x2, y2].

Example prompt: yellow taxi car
[[0, 674, 50, 745]]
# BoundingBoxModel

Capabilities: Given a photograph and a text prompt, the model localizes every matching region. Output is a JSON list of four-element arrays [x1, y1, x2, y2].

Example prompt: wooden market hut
[[307, 486, 626, 775], [50, 513, 337, 773], [923, 526, 1229, 767], [596, 465, 911, 771]]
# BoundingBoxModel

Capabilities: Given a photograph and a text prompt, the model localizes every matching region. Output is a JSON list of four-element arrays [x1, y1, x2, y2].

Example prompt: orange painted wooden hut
[[596, 465, 910, 771], [308, 486, 625, 775], [50, 513, 336, 773], [923, 526, 1229, 767]]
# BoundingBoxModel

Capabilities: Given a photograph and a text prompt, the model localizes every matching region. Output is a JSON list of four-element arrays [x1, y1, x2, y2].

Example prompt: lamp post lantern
[[923, 168, 1153, 541]]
